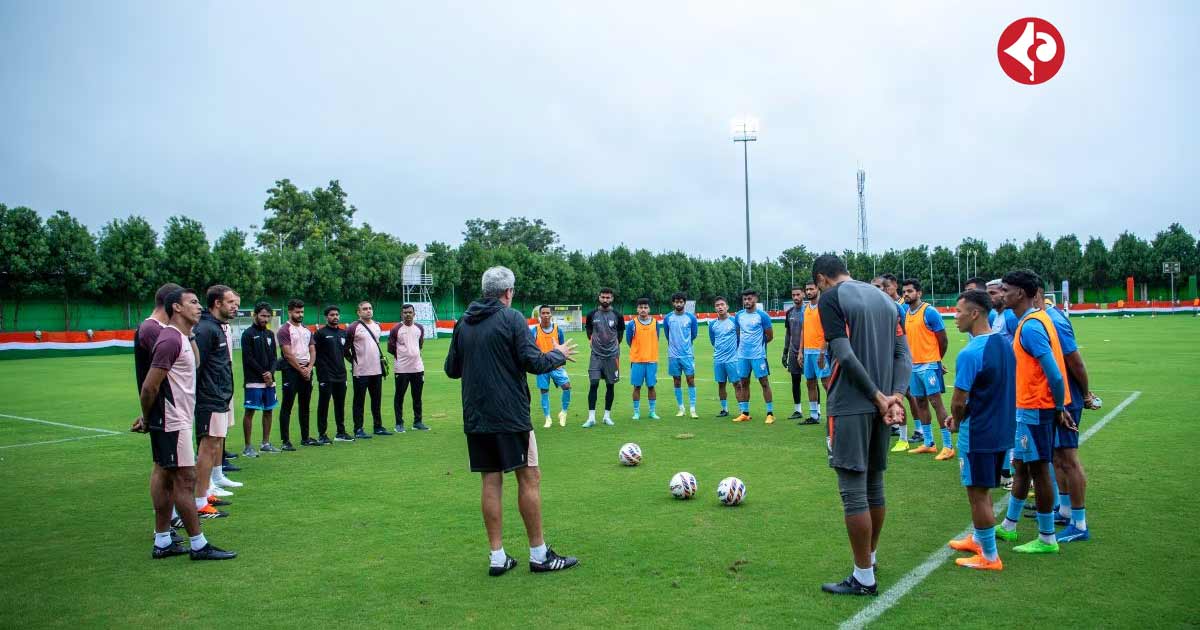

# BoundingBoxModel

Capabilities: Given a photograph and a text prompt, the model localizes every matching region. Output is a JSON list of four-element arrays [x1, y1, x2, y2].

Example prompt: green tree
[[1079, 236, 1109, 290], [956, 238, 989, 281], [162, 216, 214, 293], [1019, 234, 1055, 281], [212, 228, 262, 300], [1109, 231, 1154, 281], [44, 210, 99, 330], [990, 242, 1022, 277], [463, 217, 560, 253], [1150, 222, 1198, 277], [95, 216, 160, 327], [930, 245, 956, 298], [1051, 235, 1082, 287], [778, 245, 815, 287], [0, 205, 49, 330], [258, 179, 316, 251]]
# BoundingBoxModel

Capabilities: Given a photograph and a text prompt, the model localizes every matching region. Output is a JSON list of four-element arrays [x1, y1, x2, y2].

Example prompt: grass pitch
[[0, 315, 1196, 628]]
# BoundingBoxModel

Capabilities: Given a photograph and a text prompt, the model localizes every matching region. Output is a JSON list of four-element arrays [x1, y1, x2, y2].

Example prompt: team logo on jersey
[[998, 17, 1065, 84]]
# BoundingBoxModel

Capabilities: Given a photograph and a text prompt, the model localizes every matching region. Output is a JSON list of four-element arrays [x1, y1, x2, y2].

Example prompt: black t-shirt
[[312, 325, 348, 383]]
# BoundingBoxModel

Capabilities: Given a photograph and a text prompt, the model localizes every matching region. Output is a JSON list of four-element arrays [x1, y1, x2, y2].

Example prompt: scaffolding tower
[[402, 252, 437, 339], [857, 168, 869, 254]]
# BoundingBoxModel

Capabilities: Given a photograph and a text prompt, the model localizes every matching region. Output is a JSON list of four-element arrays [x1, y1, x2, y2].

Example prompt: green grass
[[0, 315, 1197, 628]]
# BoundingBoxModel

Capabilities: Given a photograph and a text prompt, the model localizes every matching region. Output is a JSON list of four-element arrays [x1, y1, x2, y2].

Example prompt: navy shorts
[[244, 386, 278, 411], [1014, 409, 1057, 464], [959, 451, 1007, 488], [1054, 406, 1083, 450]]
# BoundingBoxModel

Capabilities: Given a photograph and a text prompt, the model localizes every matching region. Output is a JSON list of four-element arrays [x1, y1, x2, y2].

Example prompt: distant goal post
[[231, 308, 281, 349], [533, 304, 584, 332]]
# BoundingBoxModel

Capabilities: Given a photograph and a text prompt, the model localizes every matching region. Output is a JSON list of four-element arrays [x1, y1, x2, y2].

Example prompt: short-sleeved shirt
[[277, 321, 312, 367], [347, 320, 383, 377], [709, 316, 739, 364], [148, 325, 196, 432], [733, 308, 772, 360], [390, 322, 426, 374], [784, 305, 804, 357], [820, 280, 910, 416], [1045, 307, 1082, 410], [586, 308, 623, 359], [663, 311, 698, 359], [134, 316, 166, 393], [312, 325, 348, 383], [954, 332, 1016, 452]]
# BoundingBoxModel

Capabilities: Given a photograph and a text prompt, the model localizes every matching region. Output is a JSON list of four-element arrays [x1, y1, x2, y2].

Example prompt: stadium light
[[732, 117, 759, 283]]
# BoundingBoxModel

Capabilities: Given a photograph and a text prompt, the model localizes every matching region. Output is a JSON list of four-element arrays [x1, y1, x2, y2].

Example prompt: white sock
[[1058, 504, 1071, 519], [853, 564, 876, 586], [154, 531, 172, 548], [794, 403, 802, 412], [489, 548, 507, 567], [1039, 532, 1057, 545], [171, 506, 179, 519], [194, 496, 206, 510], [603, 411, 611, 420], [530, 543, 548, 563], [809, 402, 820, 416], [588, 410, 596, 421], [1002, 518, 1018, 531], [189, 533, 208, 551], [869, 550, 877, 566], [1075, 517, 1087, 530], [211, 466, 222, 483], [898, 424, 908, 441]]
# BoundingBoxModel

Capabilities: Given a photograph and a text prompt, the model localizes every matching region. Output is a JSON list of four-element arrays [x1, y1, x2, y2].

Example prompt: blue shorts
[[667, 356, 695, 377], [630, 362, 658, 387], [1054, 406, 1083, 450], [803, 352, 831, 379], [536, 367, 570, 390], [713, 361, 740, 383], [959, 450, 1007, 488], [1014, 409, 1056, 464], [244, 386, 278, 411], [909, 365, 945, 397], [737, 358, 770, 380]]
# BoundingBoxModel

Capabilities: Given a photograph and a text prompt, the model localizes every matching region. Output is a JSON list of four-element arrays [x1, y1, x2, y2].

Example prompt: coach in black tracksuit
[[312, 305, 349, 443]]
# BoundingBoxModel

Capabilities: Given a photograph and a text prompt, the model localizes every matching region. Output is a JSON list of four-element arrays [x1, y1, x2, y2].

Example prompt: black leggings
[[352, 374, 383, 431], [280, 368, 313, 442], [587, 380, 616, 411], [394, 372, 424, 423], [791, 372, 804, 405], [317, 381, 347, 436]]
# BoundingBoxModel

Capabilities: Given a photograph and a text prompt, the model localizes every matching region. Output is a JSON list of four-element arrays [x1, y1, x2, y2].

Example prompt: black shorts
[[150, 427, 195, 469], [588, 355, 620, 384], [827, 412, 889, 473], [466, 431, 538, 473]]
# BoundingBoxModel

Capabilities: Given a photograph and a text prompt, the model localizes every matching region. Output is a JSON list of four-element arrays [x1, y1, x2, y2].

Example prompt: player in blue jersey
[[709, 297, 740, 417], [663, 292, 700, 418], [732, 289, 775, 424], [946, 290, 1016, 570], [985, 277, 1016, 488]]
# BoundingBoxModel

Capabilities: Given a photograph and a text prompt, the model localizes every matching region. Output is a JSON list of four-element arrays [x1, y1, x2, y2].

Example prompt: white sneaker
[[558, 410, 568, 427], [544, 416, 553, 428], [208, 485, 233, 497], [213, 474, 243, 488], [675, 406, 685, 417], [603, 417, 615, 426], [690, 407, 699, 418]]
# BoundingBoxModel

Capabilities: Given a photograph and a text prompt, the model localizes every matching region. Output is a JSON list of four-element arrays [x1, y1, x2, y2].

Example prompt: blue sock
[[1071, 507, 1087, 530], [975, 526, 998, 561], [766, 401, 774, 413], [561, 389, 571, 410], [1006, 495, 1025, 523], [688, 387, 696, 407], [940, 427, 951, 448], [1036, 511, 1054, 536], [721, 399, 728, 411], [649, 399, 657, 414], [674, 387, 683, 406], [540, 393, 550, 417], [739, 401, 749, 413], [922, 423, 934, 447], [633, 400, 641, 415]]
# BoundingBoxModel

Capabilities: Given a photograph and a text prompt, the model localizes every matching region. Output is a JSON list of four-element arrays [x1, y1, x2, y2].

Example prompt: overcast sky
[[2, 1, 1196, 260]]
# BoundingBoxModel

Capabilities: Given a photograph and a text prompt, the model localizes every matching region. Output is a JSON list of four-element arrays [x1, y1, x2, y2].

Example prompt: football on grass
[[619, 443, 642, 466], [669, 472, 698, 499]]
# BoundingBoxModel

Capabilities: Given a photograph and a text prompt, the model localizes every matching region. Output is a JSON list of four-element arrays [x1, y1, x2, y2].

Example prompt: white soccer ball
[[618, 442, 642, 466], [717, 476, 746, 506], [669, 472, 698, 499]]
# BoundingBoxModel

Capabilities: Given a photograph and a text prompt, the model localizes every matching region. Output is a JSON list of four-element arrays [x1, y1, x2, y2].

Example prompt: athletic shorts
[[588, 354, 620, 384], [713, 361, 739, 383], [195, 409, 231, 438], [244, 386, 278, 410], [150, 426, 195, 469], [803, 352, 831, 379], [536, 367, 570, 390], [959, 451, 1006, 488], [909, 365, 945, 397], [1054, 406, 1083, 450], [1014, 409, 1056, 464], [466, 431, 539, 472], [827, 411, 889, 473], [738, 357, 770, 380], [630, 362, 658, 387], [667, 356, 695, 377], [786, 350, 803, 375]]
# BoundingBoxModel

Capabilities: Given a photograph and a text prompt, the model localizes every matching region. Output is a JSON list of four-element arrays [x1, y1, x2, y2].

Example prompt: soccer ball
[[618, 443, 642, 466], [717, 476, 746, 506], [669, 472, 698, 499]]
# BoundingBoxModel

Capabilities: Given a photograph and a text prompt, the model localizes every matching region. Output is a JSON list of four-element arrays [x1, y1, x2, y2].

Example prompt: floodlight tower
[[732, 117, 759, 283], [857, 167, 868, 254]]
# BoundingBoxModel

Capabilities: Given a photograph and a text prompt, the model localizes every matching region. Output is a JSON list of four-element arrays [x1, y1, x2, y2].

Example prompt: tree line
[[2, 178, 1197, 330]]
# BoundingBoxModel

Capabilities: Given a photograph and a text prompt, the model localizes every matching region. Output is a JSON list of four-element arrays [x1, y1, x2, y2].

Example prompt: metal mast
[[856, 167, 868, 254]]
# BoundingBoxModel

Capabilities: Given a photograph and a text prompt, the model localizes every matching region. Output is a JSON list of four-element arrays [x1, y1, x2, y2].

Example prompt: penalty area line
[[0, 433, 120, 450], [0, 413, 121, 435], [838, 391, 1141, 630]]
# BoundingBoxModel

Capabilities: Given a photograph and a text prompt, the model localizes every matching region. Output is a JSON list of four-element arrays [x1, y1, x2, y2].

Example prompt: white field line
[[0, 433, 120, 450], [0, 413, 120, 434], [838, 391, 1142, 630]]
